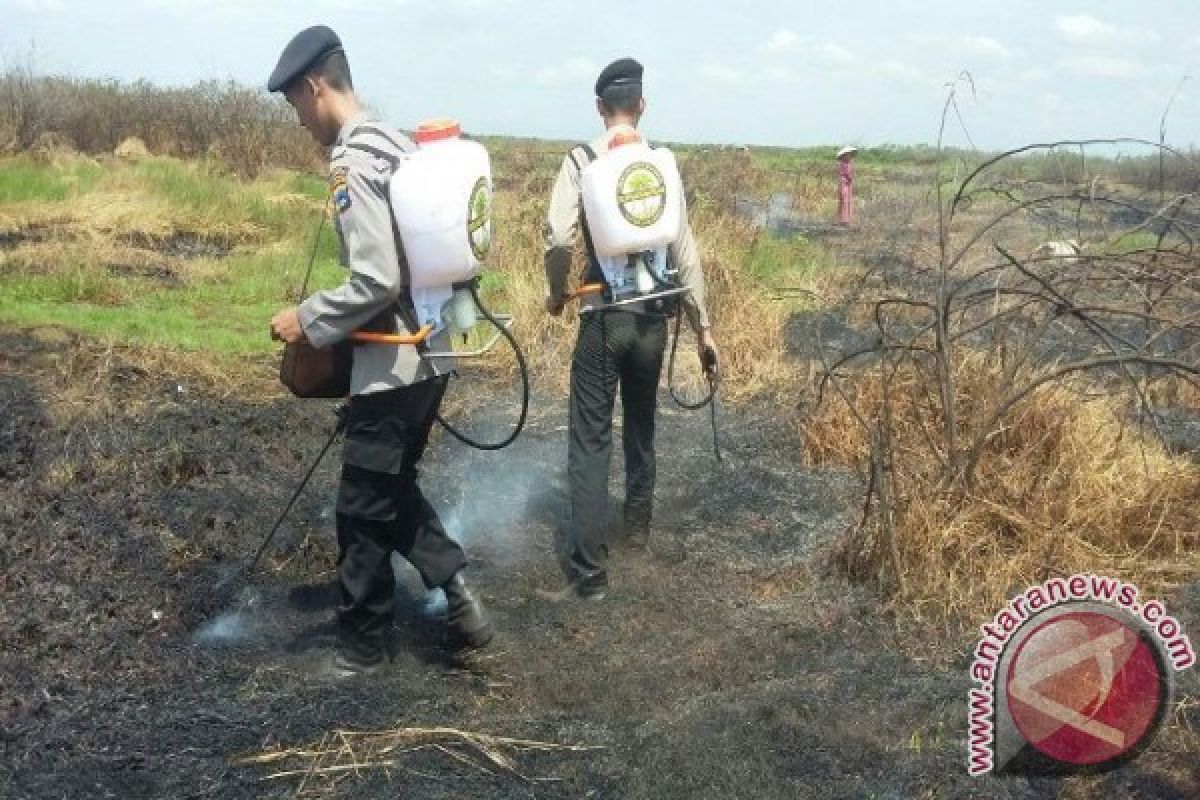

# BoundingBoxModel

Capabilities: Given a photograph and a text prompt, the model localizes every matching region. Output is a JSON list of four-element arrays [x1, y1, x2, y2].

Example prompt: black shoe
[[619, 522, 650, 552], [307, 646, 385, 680], [287, 580, 340, 612], [443, 571, 494, 649], [535, 570, 608, 603], [576, 570, 608, 599]]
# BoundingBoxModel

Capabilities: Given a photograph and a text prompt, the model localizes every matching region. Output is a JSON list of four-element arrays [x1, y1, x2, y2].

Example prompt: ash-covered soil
[[1, 326, 1197, 799]]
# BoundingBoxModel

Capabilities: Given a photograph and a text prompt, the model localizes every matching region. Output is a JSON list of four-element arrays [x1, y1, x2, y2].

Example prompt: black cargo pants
[[335, 376, 467, 658], [567, 310, 668, 579]]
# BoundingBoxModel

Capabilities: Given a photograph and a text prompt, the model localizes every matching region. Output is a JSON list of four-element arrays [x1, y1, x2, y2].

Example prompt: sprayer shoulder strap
[[567, 144, 605, 286], [568, 143, 597, 170], [339, 135, 424, 338]]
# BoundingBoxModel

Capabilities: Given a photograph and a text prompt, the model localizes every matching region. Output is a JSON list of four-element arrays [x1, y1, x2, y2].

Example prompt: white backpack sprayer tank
[[579, 130, 686, 306], [387, 119, 528, 451], [389, 119, 492, 333]]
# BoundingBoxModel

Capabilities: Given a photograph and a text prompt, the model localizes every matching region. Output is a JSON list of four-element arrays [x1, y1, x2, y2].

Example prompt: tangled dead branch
[[805, 102, 1200, 625]]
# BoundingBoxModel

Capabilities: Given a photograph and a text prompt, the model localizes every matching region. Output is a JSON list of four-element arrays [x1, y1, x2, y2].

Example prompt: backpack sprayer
[[569, 131, 722, 459], [243, 120, 528, 579], [388, 119, 528, 451]]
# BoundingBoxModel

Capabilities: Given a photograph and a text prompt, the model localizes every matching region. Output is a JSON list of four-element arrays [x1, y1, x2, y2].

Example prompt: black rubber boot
[[575, 570, 609, 600], [535, 569, 609, 603], [307, 633, 385, 681], [443, 571, 494, 649], [619, 521, 650, 552]]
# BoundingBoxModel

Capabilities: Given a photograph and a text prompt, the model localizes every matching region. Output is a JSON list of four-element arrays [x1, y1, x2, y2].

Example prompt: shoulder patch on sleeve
[[329, 166, 351, 214]]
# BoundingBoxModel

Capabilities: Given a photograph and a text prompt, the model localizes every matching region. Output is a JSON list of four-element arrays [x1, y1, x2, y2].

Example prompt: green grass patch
[[0, 245, 344, 356], [0, 300, 278, 355], [135, 158, 305, 235], [745, 232, 818, 286], [0, 156, 106, 203], [1, 267, 126, 306], [1108, 231, 1166, 254]]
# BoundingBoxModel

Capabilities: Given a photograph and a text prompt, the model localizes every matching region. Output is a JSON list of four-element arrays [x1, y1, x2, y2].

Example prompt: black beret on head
[[594, 57, 643, 97], [268, 25, 342, 92]]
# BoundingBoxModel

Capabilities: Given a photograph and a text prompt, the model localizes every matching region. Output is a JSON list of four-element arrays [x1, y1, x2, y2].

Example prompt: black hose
[[667, 309, 717, 411], [666, 309, 723, 461], [434, 282, 530, 451]]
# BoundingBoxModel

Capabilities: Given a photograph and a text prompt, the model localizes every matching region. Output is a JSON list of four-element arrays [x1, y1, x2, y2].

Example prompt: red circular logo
[[1005, 610, 1167, 767]]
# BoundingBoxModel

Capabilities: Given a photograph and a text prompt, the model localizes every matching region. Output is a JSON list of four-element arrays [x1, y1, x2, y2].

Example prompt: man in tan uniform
[[267, 25, 492, 677], [543, 58, 718, 599]]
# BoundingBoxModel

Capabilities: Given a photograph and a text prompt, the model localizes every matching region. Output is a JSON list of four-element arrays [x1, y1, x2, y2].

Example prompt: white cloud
[[533, 56, 598, 87], [1036, 92, 1063, 112], [818, 43, 857, 66], [958, 35, 1011, 60], [1056, 14, 1159, 48], [701, 62, 744, 85], [1056, 14, 1119, 46], [875, 60, 925, 83], [2, 0, 66, 8], [763, 65, 798, 84], [763, 29, 800, 54], [1060, 54, 1146, 79], [1017, 67, 1049, 83]]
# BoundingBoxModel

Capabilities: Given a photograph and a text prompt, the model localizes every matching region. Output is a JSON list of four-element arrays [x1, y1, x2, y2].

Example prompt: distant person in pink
[[836, 146, 858, 225]]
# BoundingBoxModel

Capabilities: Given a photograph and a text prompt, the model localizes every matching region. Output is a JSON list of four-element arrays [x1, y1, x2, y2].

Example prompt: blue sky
[[3, 0, 1198, 149]]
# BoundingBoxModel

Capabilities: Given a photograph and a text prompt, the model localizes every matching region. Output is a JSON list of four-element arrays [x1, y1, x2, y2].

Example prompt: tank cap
[[414, 118, 462, 144], [609, 130, 643, 149]]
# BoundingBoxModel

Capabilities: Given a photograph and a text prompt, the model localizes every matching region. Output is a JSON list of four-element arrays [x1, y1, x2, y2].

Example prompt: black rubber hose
[[434, 282, 530, 451], [666, 308, 722, 461], [667, 308, 717, 411]]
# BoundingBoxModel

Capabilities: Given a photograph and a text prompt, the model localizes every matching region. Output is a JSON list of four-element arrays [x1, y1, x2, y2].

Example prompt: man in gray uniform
[[543, 58, 718, 599], [267, 25, 492, 676]]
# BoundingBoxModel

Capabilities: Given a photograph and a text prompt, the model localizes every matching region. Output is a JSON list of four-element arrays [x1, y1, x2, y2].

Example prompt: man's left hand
[[270, 307, 306, 344]]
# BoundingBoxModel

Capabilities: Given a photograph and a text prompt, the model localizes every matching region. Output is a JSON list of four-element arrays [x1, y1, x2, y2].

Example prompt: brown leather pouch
[[280, 339, 353, 398]]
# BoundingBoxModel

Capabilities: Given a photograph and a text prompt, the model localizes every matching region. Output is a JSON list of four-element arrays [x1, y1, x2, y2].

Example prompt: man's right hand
[[545, 296, 566, 317], [698, 329, 719, 377]]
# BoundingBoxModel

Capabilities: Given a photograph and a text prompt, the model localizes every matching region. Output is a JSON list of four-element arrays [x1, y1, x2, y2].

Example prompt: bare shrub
[[0, 70, 322, 176], [806, 128, 1200, 625]]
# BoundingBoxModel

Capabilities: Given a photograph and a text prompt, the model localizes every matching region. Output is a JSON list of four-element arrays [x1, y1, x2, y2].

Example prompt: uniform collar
[[335, 110, 373, 146], [596, 122, 639, 150]]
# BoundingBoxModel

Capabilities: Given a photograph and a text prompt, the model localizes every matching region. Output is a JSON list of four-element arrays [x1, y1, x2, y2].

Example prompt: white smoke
[[192, 587, 262, 645], [431, 433, 563, 567]]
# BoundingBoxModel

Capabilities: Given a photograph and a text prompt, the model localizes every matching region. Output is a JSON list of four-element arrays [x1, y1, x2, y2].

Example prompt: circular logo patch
[[617, 162, 667, 228], [467, 176, 492, 260], [1004, 609, 1170, 769]]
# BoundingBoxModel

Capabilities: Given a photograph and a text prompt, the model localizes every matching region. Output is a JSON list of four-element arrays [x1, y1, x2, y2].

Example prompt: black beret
[[268, 25, 343, 92], [594, 57, 643, 97]]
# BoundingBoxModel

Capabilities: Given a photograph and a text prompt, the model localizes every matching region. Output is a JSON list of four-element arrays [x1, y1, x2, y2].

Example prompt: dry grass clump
[[804, 325, 1200, 627], [239, 725, 601, 792], [0, 67, 321, 177]]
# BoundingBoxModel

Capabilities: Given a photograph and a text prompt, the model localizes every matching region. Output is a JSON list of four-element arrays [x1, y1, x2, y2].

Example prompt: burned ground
[[1, 325, 1197, 799]]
